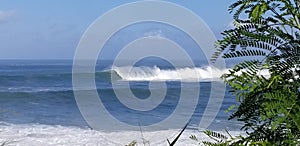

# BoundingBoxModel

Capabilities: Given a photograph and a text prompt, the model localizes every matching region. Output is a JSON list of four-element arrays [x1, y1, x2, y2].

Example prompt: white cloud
[[0, 10, 16, 23], [144, 30, 165, 39]]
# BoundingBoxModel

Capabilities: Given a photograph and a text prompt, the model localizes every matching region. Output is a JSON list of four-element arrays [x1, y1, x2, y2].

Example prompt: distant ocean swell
[[0, 65, 274, 93], [0, 66, 222, 92]]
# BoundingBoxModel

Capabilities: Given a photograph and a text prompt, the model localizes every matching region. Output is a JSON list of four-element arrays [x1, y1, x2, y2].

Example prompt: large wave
[[0, 65, 276, 93], [111, 66, 226, 81]]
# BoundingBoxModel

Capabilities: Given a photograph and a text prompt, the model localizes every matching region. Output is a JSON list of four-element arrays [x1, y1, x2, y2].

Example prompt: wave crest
[[112, 66, 226, 81]]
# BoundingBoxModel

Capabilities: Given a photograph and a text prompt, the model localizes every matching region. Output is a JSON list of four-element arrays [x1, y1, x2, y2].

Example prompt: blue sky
[[0, 0, 235, 59]]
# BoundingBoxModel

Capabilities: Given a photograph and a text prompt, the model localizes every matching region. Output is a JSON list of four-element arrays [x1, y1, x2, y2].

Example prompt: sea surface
[[0, 59, 243, 145]]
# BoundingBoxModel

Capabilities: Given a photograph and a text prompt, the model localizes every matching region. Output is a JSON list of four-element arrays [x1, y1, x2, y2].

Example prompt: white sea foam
[[112, 66, 277, 82], [0, 122, 244, 146], [113, 66, 227, 82], [2, 87, 72, 93], [232, 68, 271, 78]]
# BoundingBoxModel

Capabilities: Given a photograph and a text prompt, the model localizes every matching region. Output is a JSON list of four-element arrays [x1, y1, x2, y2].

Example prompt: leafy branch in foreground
[[191, 130, 271, 146], [211, 0, 300, 145], [125, 140, 137, 146]]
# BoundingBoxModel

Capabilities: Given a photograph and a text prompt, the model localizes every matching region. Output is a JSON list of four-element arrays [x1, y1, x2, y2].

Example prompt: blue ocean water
[[0, 60, 242, 131]]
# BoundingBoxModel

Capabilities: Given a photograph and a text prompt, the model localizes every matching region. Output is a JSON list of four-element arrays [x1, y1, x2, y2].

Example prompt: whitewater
[[110, 65, 272, 82], [0, 122, 246, 146], [112, 66, 226, 82]]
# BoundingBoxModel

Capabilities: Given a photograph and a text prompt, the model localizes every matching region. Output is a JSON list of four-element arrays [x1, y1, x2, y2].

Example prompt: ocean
[[0, 59, 243, 145]]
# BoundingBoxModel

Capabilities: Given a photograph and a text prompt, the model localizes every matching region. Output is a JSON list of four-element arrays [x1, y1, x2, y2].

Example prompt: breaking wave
[[111, 66, 226, 81]]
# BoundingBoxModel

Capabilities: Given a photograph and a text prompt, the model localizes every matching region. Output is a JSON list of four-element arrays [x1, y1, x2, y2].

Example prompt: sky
[[0, 0, 235, 60]]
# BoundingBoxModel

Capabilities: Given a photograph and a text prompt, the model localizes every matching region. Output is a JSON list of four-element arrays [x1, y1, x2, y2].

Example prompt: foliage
[[211, 0, 300, 145], [125, 140, 137, 146], [190, 130, 271, 146], [201, 130, 231, 145]]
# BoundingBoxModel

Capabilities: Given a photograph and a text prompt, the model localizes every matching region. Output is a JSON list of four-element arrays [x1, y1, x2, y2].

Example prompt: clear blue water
[[0, 60, 242, 131]]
